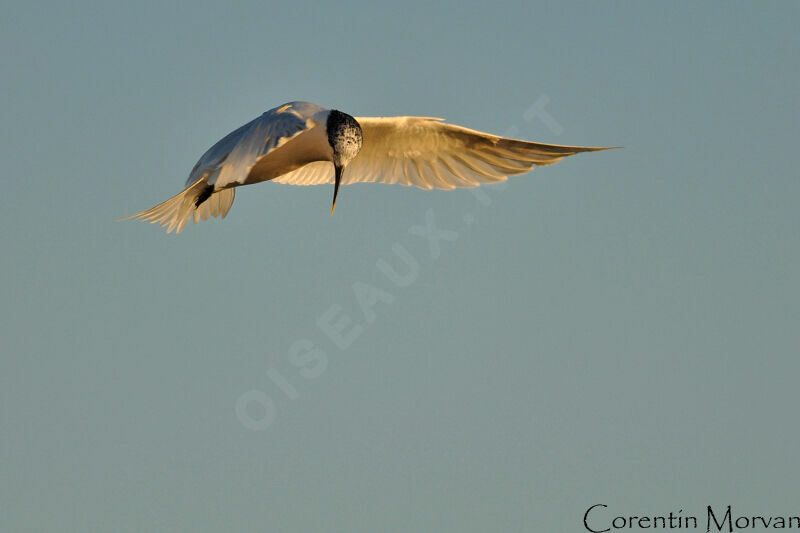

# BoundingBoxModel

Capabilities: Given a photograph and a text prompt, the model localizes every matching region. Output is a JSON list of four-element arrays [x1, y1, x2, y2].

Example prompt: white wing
[[274, 116, 611, 190], [187, 101, 328, 189], [123, 101, 329, 233]]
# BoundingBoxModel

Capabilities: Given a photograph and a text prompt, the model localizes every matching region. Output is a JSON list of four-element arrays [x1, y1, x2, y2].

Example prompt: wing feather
[[273, 116, 612, 190], [186, 101, 327, 189], [439, 155, 480, 188]]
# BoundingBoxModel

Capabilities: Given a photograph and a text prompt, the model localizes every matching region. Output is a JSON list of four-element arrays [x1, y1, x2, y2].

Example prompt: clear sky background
[[1, 1, 798, 531]]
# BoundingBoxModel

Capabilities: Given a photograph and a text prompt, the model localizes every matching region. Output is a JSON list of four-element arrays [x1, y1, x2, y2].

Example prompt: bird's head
[[327, 109, 363, 168], [326, 110, 363, 213]]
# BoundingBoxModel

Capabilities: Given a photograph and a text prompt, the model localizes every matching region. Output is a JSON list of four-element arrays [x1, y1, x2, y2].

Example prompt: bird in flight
[[122, 101, 612, 233]]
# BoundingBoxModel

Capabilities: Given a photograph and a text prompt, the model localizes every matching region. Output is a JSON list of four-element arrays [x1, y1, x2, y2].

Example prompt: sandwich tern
[[122, 101, 612, 233]]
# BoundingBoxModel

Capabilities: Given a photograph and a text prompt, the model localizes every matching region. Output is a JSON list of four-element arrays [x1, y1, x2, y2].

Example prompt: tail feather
[[120, 179, 236, 234], [193, 185, 235, 224]]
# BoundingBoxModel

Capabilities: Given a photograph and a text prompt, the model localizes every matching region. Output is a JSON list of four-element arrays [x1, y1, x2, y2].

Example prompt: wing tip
[[583, 145, 622, 151]]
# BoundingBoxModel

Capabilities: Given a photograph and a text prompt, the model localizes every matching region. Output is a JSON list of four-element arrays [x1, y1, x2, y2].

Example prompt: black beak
[[331, 165, 343, 215]]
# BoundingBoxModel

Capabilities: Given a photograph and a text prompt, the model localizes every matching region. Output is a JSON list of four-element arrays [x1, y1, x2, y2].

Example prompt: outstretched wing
[[273, 116, 612, 190], [188, 101, 328, 189]]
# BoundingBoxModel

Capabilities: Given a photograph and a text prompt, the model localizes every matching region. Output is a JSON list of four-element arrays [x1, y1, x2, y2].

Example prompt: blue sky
[[1, 1, 798, 531]]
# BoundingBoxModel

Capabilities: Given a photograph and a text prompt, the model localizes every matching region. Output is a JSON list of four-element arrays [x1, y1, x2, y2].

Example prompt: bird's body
[[123, 101, 612, 233]]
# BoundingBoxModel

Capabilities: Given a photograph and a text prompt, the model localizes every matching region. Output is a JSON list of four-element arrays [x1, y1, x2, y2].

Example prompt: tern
[[122, 101, 612, 233]]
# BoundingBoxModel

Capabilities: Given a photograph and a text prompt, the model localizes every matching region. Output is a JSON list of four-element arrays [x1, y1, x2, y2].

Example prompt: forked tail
[[119, 178, 236, 234]]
